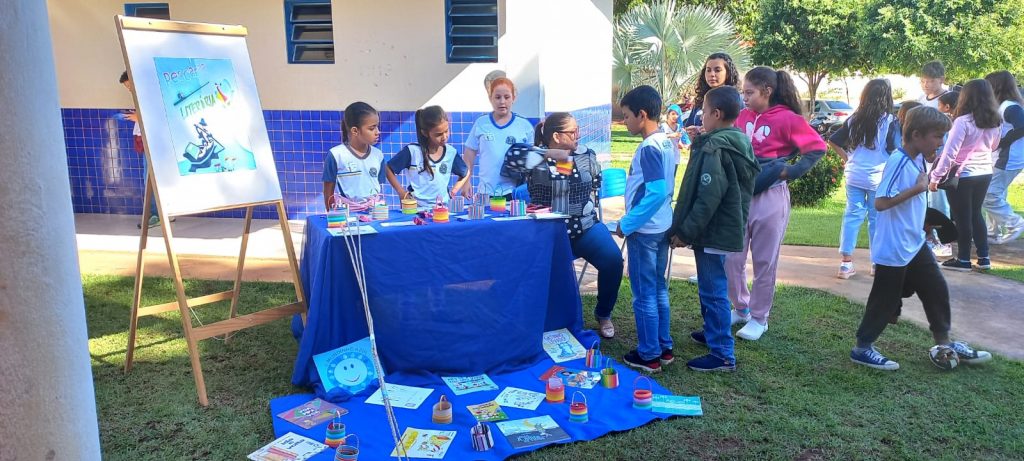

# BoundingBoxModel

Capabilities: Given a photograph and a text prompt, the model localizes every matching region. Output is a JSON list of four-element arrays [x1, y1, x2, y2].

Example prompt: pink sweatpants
[[725, 183, 791, 323]]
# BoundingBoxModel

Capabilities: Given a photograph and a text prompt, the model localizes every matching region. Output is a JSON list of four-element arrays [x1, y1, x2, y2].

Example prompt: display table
[[291, 212, 585, 391]]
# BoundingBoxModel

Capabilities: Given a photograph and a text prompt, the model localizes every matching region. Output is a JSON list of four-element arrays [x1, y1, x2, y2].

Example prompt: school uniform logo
[[368, 167, 378, 178], [439, 163, 448, 175], [506, 136, 517, 145], [701, 173, 712, 186]]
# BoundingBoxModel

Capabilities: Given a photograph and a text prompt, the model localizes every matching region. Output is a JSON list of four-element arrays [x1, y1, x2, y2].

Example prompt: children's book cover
[[365, 383, 434, 410], [390, 428, 456, 459], [313, 337, 379, 395], [651, 395, 703, 417], [494, 387, 546, 411], [153, 57, 257, 176], [466, 400, 509, 422], [495, 416, 570, 449], [275, 398, 348, 429], [247, 432, 327, 461], [541, 328, 587, 363], [538, 365, 601, 389], [441, 374, 499, 395]]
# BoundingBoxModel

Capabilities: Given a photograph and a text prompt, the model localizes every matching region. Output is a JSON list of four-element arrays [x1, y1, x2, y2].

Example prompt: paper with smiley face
[[313, 337, 380, 395]]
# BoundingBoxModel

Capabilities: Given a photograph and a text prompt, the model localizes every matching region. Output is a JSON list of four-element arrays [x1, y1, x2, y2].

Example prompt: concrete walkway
[[74, 213, 1024, 360]]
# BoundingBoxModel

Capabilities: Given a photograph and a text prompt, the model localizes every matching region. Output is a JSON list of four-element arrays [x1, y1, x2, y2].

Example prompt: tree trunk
[[807, 71, 826, 119]]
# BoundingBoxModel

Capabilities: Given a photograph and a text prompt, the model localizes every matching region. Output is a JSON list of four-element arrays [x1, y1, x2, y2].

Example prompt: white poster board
[[120, 18, 282, 216]]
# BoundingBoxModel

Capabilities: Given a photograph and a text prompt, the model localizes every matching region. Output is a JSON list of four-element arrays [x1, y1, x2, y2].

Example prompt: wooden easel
[[124, 177, 307, 406], [117, 16, 307, 406]]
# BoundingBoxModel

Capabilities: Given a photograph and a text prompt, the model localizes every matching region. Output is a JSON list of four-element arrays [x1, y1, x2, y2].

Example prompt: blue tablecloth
[[292, 212, 585, 394]]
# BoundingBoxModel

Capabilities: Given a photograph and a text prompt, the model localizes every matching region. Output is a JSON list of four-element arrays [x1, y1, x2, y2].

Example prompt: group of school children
[[322, 56, 1003, 374]]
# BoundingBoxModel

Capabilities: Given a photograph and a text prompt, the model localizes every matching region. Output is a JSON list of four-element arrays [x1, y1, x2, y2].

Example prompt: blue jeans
[[626, 231, 672, 360], [839, 184, 877, 256], [984, 167, 1023, 230], [570, 223, 623, 320], [693, 247, 734, 362], [142, 154, 158, 217]]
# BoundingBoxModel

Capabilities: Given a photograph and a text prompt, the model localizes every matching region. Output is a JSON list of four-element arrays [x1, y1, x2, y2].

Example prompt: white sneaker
[[736, 319, 768, 341], [687, 274, 699, 284], [730, 309, 751, 326], [994, 223, 1024, 245], [837, 261, 856, 279], [933, 243, 952, 257]]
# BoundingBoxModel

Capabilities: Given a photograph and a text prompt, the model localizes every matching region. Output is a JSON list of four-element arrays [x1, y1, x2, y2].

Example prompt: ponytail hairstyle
[[341, 101, 378, 143], [953, 79, 1001, 129], [694, 52, 741, 109], [414, 105, 449, 178], [744, 66, 803, 115], [984, 70, 1024, 105], [938, 90, 959, 112], [489, 77, 517, 97], [846, 79, 893, 150], [534, 112, 574, 148]]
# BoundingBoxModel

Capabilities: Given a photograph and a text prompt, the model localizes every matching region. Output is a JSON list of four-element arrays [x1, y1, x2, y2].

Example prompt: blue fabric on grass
[[292, 213, 585, 397], [270, 355, 678, 460]]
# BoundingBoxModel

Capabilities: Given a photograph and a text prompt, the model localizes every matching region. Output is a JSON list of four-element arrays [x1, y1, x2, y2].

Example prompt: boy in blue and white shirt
[[851, 106, 991, 371], [616, 85, 677, 373]]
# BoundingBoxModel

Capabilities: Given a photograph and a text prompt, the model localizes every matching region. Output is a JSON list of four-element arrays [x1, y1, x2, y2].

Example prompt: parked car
[[810, 99, 853, 124]]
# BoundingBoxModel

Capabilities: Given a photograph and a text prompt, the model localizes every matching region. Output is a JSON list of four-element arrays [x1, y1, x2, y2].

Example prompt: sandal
[[598, 319, 615, 339]]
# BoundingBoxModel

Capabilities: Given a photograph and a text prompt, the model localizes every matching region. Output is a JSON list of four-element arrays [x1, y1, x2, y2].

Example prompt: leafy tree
[[615, 0, 757, 41], [614, 1, 750, 104], [859, 0, 1024, 82], [751, 0, 864, 110]]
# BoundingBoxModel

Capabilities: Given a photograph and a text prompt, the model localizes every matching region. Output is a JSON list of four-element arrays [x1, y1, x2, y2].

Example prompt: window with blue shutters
[[446, 0, 499, 63], [285, 0, 335, 64], [124, 3, 169, 20]]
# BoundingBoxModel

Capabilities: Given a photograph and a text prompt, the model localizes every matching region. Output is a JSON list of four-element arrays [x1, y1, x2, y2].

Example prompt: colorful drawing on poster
[[441, 374, 499, 395], [538, 365, 601, 389], [541, 328, 587, 363], [494, 387, 546, 411], [466, 401, 509, 422], [365, 383, 434, 410], [247, 432, 327, 461], [153, 57, 257, 176], [390, 428, 456, 459], [495, 416, 570, 449], [275, 398, 348, 430], [312, 337, 379, 395], [651, 394, 703, 416]]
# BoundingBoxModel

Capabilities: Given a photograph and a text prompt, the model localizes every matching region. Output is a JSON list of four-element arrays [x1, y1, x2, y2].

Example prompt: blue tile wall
[[61, 104, 611, 220]]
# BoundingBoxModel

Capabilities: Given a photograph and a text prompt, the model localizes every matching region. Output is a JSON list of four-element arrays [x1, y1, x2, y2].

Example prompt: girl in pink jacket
[[727, 66, 827, 341]]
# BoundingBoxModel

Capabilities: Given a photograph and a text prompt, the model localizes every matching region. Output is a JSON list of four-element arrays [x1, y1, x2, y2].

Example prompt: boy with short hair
[[851, 106, 992, 370], [669, 87, 759, 372], [918, 61, 949, 109], [615, 85, 677, 373]]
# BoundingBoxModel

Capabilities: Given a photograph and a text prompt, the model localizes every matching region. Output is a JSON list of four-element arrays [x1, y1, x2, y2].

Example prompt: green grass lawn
[[87, 274, 1024, 460]]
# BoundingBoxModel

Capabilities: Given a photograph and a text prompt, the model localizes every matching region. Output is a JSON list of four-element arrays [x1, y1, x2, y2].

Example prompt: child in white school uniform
[[850, 106, 991, 371], [462, 77, 535, 198], [385, 105, 469, 207], [322, 102, 386, 210]]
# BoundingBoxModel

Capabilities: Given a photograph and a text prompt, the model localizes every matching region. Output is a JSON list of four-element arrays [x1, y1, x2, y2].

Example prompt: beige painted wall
[[48, 0, 611, 113]]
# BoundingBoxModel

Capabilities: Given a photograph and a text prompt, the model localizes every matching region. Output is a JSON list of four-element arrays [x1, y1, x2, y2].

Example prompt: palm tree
[[614, 1, 750, 104]]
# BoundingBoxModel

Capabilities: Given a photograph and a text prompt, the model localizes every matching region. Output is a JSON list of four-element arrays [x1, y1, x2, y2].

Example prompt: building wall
[[50, 0, 612, 219]]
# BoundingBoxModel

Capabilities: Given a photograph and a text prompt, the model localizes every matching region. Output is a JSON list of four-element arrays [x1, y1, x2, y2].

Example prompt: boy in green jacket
[[670, 86, 760, 372]]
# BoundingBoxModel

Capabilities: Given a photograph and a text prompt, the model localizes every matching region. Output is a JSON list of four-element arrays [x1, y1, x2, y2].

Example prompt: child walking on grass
[[851, 106, 991, 370]]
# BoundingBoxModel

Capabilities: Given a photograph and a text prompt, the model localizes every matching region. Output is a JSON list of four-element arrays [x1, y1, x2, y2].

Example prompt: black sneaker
[[623, 350, 661, 373], [687, 354, 736, 372], [690, 330, 707, 346], [660, 349, 675, 366], [941, 258, 973, 272], [977, 258, 991, 270]]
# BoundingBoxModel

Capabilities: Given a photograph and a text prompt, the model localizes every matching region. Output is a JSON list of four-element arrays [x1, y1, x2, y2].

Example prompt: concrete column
[[0, 2, 102, 460]]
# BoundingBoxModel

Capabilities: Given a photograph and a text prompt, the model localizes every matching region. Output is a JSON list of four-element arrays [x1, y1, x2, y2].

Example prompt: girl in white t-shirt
[[385, 105, 469, 207], [322, 101, 386, 211], [462, 77, 535, 197], [827, 79, 899, 279]]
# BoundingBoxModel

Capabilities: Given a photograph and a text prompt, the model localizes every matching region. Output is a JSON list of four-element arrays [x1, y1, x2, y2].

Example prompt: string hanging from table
[[339, 223, 408, 460]]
